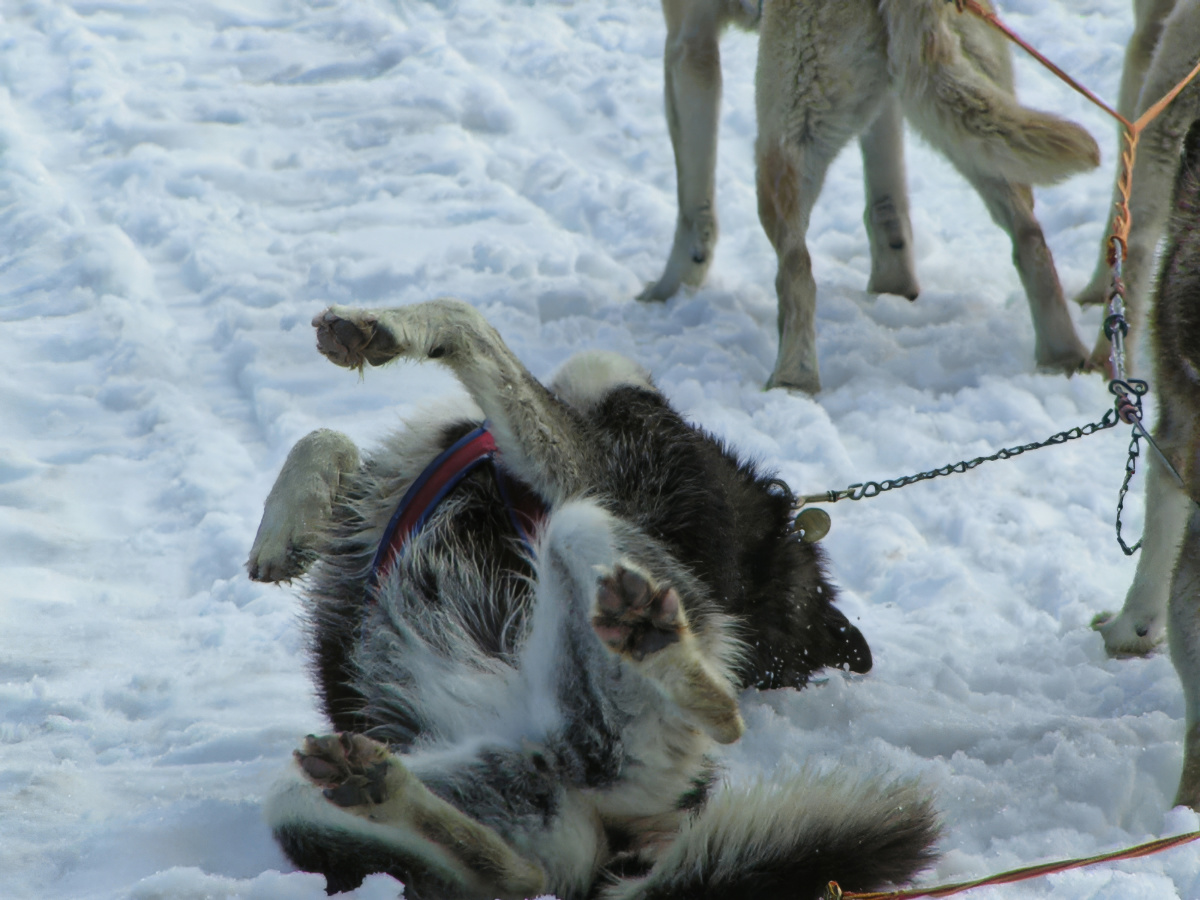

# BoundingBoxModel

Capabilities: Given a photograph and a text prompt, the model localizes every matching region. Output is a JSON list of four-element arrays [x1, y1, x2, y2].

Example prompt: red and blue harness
[[369, 425, 547, 585]]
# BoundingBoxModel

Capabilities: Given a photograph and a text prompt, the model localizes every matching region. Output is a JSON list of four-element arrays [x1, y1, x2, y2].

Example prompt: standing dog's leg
[[861, 96, 920, 302], [247, 429, 361, 583], [755, 134, 841, 394], [1078, 0, 1200, 374], [754, 0, 891, 392], [311, 299, 596, 504], [641, 0, 726, 302], [1158, 115, 1200, 809], [1119, 0, 1182, 122], [1092, 454, 1192, 655], [1171, 506, 1200, 808], [1073, 0, 1179, 311], [961, 175, 1089, 372]]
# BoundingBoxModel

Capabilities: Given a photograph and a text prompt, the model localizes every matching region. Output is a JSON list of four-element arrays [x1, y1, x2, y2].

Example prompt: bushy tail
[[881, 0, 1099, 185], [601, 770, 940, 900]]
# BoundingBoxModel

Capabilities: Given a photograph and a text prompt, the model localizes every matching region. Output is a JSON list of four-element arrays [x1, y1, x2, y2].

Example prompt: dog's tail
[[600, 769, 940, 900], [882, 0, 1099, 185]]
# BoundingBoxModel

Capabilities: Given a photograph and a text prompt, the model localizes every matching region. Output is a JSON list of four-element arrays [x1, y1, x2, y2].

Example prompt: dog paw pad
[[295, 732, 392, 808], [592, 564, 683, 660]]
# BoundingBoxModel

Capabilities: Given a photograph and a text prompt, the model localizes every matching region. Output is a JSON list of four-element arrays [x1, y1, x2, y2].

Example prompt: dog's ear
[[820, 604, 873, 675]]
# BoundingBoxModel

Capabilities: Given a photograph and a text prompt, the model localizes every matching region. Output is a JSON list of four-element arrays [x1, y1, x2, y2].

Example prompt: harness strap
[[369, 425, 546, 585]]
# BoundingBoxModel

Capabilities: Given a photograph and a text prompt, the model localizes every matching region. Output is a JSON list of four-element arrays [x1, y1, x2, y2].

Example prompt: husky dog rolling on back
[[247, 299, 939, 896]]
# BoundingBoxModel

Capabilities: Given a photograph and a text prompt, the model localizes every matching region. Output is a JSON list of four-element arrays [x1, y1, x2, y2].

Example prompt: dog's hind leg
[[247, 428, 361, 583], [282, 732, 550, 899], [640, 0, 725, 302], [1073, 0, 1179, 310], [959, 174, 1089, 373], [861, 96, 920, 302], [641, 0, 760, 302], [311, 299, 595, 505]]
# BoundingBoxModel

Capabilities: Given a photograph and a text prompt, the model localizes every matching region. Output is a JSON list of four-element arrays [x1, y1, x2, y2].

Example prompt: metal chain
[[1114, 421, 1143, 555], [794, 269, 1158, 554], [797, 406, 1122, 508], [1109, 378, 1150, 555]]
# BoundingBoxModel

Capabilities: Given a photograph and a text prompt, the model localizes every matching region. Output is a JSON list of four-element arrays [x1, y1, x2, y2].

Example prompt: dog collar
[[369, 424, 546, 585]]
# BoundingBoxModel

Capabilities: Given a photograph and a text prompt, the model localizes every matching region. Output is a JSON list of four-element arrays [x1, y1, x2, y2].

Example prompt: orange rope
[[826, 829, 1200, 900], [953, 0, 1200, 267], [954, 0, 1129, 129]]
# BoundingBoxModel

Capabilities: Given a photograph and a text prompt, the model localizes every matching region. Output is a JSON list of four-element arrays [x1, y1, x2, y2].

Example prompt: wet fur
[[248, 300, 939, 895]]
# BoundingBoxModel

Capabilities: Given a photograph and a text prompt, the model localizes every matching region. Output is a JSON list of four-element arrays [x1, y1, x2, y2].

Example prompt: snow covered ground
[[3, 0, 1199, 896]]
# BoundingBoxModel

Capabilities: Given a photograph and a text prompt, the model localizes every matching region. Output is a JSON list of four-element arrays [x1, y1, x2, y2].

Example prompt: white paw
[[247, 504, 318, 583], [1091, 610, 1165, 657]]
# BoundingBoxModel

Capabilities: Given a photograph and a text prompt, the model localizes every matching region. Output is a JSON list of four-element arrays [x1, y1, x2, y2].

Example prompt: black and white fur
[[248, 299, 939, 896]]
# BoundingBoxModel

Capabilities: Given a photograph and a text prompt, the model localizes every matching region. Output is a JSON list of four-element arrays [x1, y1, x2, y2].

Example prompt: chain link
[[798, 408, 1122, 507]]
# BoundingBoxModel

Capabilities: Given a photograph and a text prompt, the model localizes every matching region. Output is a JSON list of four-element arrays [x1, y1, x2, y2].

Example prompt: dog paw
[[246, 536, 312, 583], [1034, 337, 1090, 377], [638, 210, 716, 302], [313, 307, 401, 370], [295, 732, 394, 809], [591, 564, 686, 661], [1091, 610, 1165, 657]]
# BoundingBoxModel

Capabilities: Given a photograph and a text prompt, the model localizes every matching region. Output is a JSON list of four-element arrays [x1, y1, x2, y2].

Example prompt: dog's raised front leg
[[640, 0, 727, 302], [312, 300, 595, 504], [532, 501, 745, 746], [247, 429, 360, 583], [861, 96, 919, 302], [592, 562, 744, 744], [1092, 455, 1192, 655], [963, 175, 1089, 373]]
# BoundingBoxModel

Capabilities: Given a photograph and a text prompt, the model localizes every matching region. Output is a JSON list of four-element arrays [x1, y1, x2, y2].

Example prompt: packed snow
[[3, 0, 1199, 896]]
